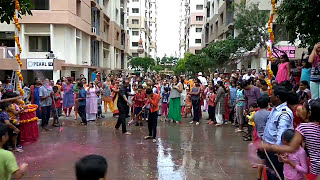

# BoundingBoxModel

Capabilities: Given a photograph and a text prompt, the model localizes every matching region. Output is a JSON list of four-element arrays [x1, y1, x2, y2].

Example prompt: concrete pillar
[[53, 70, 60, 83], [20, 24, 26, 58], [50, 24, 54, 53]]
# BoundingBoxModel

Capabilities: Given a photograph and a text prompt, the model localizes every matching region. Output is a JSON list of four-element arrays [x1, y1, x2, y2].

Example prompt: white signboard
[[27, 59, 54, 70]]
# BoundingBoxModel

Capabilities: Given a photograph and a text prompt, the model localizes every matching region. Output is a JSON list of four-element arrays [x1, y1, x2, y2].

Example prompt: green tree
[[129, 57, 155, 72], [184, 52, 210, 75], [173, 58, 186, 75], [233, 2, 270, 51], [151, 65, 164, 73], [0, 0, 33, 24], [277, 0, 320, 47]]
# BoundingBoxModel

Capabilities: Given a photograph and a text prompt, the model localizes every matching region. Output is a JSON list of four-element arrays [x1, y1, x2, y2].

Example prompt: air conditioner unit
[[92, 27, 97, 33]]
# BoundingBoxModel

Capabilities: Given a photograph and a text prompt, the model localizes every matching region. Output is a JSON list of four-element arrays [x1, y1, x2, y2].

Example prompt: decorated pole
[[14, 0, 24, 97], [266, 0, 277, 95]]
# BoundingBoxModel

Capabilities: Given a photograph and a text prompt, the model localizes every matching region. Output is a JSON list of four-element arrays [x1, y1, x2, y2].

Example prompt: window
[[132, 0, 139, 2], [132, 8, 139, 13], [196, 5, 203, 10], [132, 19, 139, 24], [116, 32, 120, 41], [132, 53, 139, 57], [220, 13, 224, 25], [195, 39, 201, 43], [196, 28, 202, 32], [196, 16, 203, 21], [210, 25, 213, 34], [29, 36, 50, 52], [132, 31, 139, 36], [195, 50, 201, 54], [132, 42, 139, 47], [31, 0, 49, 10]]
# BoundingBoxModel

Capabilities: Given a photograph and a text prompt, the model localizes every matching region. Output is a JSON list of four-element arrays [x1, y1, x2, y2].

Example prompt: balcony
[[226, 11, 234, 28]]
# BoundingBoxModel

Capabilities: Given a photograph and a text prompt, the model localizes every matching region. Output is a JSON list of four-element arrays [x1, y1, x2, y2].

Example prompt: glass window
[[132, 0, 139, 2], [196, 16, 203, 21], [29, 36, 51, 52], [196, 28, 202, 32], [31, 0, 49, 10], [132, 31, 139, 36], [132, 53, 139, 57], [132, 19, 139, 24], [132, 42, 139, 47], [196, 5, 203, 10], [195, 39, 201, 44], [132, 8, 139, 13]]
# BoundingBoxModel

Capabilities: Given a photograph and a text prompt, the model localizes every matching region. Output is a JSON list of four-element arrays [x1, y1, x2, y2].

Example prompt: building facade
[[182, 0, 205, 55], [127, 0, 158, 59], [201, 0, 306, 72], [0, 0, 130, 84]]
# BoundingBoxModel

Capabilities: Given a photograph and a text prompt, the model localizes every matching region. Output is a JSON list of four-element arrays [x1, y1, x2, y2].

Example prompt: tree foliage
[[129, 57, 155, 72], [234, 2, 270, 51], [0, 0, 33, 24], [151, 65, 164, 73], [277, 0, 320, 47], [173, 58, 186, 75]]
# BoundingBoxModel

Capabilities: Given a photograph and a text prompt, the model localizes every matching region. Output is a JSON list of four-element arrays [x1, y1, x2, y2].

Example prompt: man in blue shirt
[[78, 83, 87, 125], [263, 85, 293, 180]]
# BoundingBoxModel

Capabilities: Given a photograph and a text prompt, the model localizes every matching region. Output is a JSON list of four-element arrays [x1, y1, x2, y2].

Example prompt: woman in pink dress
[[276, 54, 291, 84], [86, 82, 99, 121]]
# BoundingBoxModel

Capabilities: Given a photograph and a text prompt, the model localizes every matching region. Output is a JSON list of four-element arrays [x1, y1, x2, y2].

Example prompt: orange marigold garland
[[14, 0, 24, 96], [266, 0, 277, 95]]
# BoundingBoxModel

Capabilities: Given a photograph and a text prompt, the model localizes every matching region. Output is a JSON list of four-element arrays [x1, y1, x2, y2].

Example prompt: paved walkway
[[16, 113, 256, 179]]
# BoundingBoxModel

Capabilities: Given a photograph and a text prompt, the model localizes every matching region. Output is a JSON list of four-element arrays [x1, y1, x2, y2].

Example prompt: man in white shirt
[[197, 72, 208, 86], [212, 73, 221, 86], [242, 69, 255, 81]]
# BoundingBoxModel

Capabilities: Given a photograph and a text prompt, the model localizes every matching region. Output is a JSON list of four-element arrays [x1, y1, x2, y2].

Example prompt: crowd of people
[[0, 43, 320, 180]]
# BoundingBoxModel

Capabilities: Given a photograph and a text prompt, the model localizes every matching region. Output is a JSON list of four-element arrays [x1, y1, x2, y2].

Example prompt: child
[[75, 154, 108, 180], [52, 86, 62, 127], [96, 91, 104, 119], [6, 93, 25, 152], [235, 82, 245, 132], [254, 96, 270, 180], [132, 85, 146, 126], [296, 81, 311, 104], [143, 88, 160, 143], [160, 87, 170, 121], [279, 129, 308, 180], [229, 81, 237, 124], [0, 124, 28, 180], [243, 103, 258, 141], [77, 83, 87, 125], [183, 94, 193, 118], [207, 87, 216, 125]]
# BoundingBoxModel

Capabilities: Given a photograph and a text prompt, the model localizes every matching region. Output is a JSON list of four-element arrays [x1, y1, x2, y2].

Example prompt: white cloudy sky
[[157, 0, 180, 58]]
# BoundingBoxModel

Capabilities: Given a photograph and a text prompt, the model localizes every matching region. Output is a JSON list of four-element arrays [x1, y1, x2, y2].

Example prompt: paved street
[[16, 114, 256, 180]]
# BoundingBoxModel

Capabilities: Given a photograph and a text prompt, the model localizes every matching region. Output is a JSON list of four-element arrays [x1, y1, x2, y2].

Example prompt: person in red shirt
[[132, 86, 146, 126], [207, 87, 216, 125], [143, 88, 160, 143]]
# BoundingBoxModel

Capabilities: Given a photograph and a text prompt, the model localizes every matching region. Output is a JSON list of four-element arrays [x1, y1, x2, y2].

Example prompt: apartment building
[[202, 0, 306, 71], [0, 0, 130, 84], [127, 0, 158, 59], [183, 0, 205, 55], [178, 0, 186, 58]]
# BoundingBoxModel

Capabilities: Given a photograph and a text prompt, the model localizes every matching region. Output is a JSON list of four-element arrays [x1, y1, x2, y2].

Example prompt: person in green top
[[0, 124, 28, 180]]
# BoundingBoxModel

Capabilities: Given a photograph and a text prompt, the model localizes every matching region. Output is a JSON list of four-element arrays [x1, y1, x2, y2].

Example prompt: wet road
[[16, 116, 256, 180]]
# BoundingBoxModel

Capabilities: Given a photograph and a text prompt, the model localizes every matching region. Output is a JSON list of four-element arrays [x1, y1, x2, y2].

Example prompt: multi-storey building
[[202, 0, 306, 71], [183, 0, 205, 55], [0, 0, 130, 84], [178, 0, 186, 58], [127, 0, 157, 59]]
